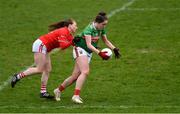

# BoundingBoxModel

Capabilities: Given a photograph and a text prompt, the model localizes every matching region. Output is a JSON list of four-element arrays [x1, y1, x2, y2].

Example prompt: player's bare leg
[[11, 53, 46, 88], [72, 56, 89, 104], [54, 62, 80, 101], [40, 54, 54, 99]]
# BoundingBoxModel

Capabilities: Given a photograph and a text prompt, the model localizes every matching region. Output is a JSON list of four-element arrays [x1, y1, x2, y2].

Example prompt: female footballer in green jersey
[[54, 12, 120, 103]]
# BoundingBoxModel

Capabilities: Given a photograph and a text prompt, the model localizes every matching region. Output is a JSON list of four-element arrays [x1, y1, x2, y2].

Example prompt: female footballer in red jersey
[[54, 12, 120, 103], [11, 18, 78, 99]]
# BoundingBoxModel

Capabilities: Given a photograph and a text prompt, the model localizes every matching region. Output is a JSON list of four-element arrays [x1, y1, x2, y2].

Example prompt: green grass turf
[[0, 0, 180, 113]]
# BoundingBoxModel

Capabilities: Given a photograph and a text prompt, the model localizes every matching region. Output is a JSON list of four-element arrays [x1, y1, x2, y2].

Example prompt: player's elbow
[[87, 44, 93, 50]]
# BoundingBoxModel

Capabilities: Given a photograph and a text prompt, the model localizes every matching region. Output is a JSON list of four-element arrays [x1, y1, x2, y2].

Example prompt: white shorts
[[73, 46, 92, 63], [32, 39, 47, 54]]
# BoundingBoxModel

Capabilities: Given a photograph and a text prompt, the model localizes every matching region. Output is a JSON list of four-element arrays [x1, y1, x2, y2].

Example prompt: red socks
[[40, 84, 46, 93], [17, 72, 26, 79], [58, 85, 65, 92], [74, 89, 80, 96]]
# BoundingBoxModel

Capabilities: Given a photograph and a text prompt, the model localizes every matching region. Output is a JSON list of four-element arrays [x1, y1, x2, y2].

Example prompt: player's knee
[[46, 67, 52, 73], [81, 70, 89, 76], [72, 71, 80, 77], [36, 67, 45, 73]]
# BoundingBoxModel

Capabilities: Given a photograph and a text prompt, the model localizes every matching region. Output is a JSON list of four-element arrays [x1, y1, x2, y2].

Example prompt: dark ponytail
[[95, 11, 108, 23], [48, 18, 74, 31], [98, 12, 106, 17]]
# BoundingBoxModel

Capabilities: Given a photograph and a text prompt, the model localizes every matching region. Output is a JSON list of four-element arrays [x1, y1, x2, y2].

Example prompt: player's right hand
[[98, 51, 109, 60]]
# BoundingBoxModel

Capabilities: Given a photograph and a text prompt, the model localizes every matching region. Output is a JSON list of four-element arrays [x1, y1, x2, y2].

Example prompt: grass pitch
[[0, 0, 180, 113]]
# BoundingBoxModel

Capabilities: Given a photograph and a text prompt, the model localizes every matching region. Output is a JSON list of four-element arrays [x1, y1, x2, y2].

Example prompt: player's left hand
[[113, 48, 121, 59]]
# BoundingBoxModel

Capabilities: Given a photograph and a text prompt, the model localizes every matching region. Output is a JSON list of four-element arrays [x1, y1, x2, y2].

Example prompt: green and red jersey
[[74, 22, 106, 53]]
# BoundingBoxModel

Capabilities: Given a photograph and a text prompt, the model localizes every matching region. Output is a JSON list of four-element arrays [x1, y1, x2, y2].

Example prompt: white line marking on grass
[[107, 0, 136, 18], [127, 8, 180, 11], [0, 105, 180, 109], [0, 64, 35, 91], [0, 0, 136, 91], [0, 77, 12, 91]]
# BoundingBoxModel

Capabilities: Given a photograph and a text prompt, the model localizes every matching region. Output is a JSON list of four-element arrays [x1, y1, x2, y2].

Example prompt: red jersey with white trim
[[39, 27, 73, 52]]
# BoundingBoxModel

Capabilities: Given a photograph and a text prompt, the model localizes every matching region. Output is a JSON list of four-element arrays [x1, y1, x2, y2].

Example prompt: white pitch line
[[0, 77, 12, 91], [0, 0, 136, 91], [127, 7, 180, 11], [107, 0, 136, 18], [0, 105, 180, 109], [0, 64, 35, 91]]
